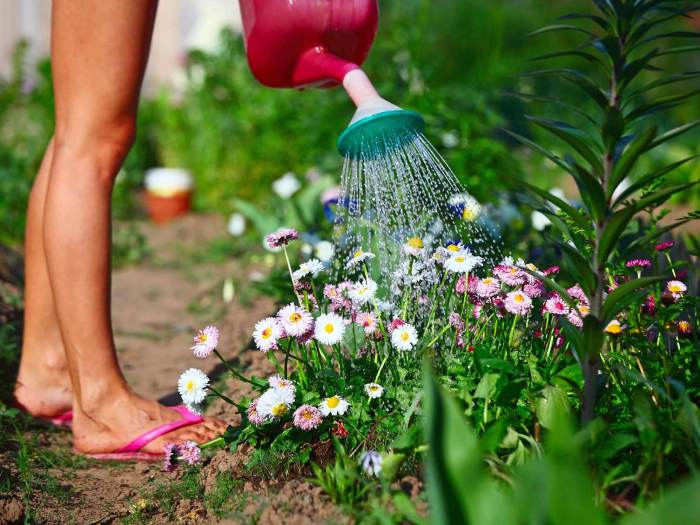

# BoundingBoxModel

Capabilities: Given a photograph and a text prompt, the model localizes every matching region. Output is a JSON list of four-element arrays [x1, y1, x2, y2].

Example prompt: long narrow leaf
[[596, 207, 636, 266], [602, 277, 665, 322]]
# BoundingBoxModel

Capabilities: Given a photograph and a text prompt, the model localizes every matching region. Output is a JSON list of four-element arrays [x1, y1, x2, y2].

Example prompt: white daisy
[[268, 374, 296, 393], [314, 313, 346, 345], [364, 383, 384, 399], [402, 237, 425, 256], [277, 303, 313, 337], [319, 395, 350, 416], [178, 368, 209, 405], [253, 317, 281, 352], [391, 324, 418, 351], [256, 386, 296, 420], [346, 249, 375, 269], [348, 279, 378, 304], [449, 193, 481, 222], [292, 258, 325, 280], [445, 251, 483, 273]]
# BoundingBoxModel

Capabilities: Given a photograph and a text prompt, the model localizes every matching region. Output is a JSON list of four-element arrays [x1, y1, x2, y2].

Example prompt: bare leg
[[14, 139, 73, 418], [44, 0, 225, 453]]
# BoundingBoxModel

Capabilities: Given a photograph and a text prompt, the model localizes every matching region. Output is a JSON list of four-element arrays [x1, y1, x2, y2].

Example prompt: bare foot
[[14, 347, 73, 418], [72, 390, 228, 455]]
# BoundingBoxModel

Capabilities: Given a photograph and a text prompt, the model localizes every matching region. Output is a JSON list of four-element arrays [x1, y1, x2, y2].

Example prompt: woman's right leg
[[45, 0, 225, 454]]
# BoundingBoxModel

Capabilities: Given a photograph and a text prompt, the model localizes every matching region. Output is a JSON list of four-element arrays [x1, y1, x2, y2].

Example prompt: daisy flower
[[403, 237, 425, 256], [191, 325, 219, 358], [348, 279, 378, 304], [293, 404, 324, 430], [364, 383, 384, 399], [604, 320, 624, 335], [567, 285, 588, 304], [626, 258, 652, 269], [277, 303, 313, 337], [268, 374, 296, 393], [567, 310, 583, 328], [178, 368, 209, 405], [346, 249, 375, 269], [253, 317, 281, 353], [655, 240, 675, 252], [247, 399, 265, 425], [504, 291, 533, 316], [314, 313, 346, 345], [257, 386, 295, 420], [319, 395, 350, 416], [356, 311, 377, 335], [494, 265, 526, 286], [292, 258, 325, 280], [180, 441, 201, 466], [391, 323, 418, 351], [445, 251, 483, 273], [523, 281, 545, 298], [677, 320, 692, 337], [476, 277, 500, 298], [544, 295, 570, 315], [667, 280, 687, 298], [449, 193, 481, 222], [163, 443, 179, 472], [360, 451, 383, 477], [265, 227, 299, 249]]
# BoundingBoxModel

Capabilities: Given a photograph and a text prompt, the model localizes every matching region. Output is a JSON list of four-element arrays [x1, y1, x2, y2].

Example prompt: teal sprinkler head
[[337, 70, 425, 158]]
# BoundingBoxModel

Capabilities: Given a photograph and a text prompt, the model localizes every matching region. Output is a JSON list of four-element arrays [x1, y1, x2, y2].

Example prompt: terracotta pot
[[144, 168, 193, 225], [145, 190, 192, 224]]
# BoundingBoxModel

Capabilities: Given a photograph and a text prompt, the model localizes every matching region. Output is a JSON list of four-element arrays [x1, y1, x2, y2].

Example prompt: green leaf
[[581, 316, 604, 359], [519, 180, 590, 231], [531, 50, 605, 68], [596, 207, 636, 266], [559, 13, 611, 32], [627, 217, 698, 250], [601, 106, 625, 154], [648, 119, 700, 150], [521, 68, 609, 108], [609, 126, 658, 195], [568, 160, 606, 224], [501, 129, 576, 177], [527, 116, 603, 174], [536, 385, 571, 429], [231, 197, 279, 235], [619, 476, 700, 525], [612, 154, 700, 205], [529, 24, 596, 37], [626, 87, 700, 122], [630, 181, 700, 214], [424, 362, 479, 525], [558, 242, 597, 297], [474, 373, 501, 400], [601, 277, 665, 323]]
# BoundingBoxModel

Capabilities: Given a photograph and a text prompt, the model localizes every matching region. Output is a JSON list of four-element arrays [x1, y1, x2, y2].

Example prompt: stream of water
[[335, 127, 501, 282]]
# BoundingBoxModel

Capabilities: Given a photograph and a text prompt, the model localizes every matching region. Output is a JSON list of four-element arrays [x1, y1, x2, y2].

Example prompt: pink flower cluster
[[265, 227, 299, 249]]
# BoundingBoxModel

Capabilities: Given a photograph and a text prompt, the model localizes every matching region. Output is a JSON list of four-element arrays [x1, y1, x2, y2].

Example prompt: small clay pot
[[145, 190, 192, 224], [144, 168, 193, 225]]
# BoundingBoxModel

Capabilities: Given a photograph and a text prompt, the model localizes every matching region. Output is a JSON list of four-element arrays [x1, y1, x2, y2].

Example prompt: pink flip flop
[[12, 401, 74, 428], [78, 405, 204, 462]]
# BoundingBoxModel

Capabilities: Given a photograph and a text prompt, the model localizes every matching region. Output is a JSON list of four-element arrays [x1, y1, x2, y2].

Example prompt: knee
[[53, 116, 136, 183]]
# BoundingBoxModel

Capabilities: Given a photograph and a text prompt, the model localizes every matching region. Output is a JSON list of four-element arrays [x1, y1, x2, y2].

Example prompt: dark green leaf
[[521, 68, 609, 108], [558, 241, 597, 297], [519, 180, 590, 231], [529, 24, 596, 37], [601, 277, 665, 322], [619, 476, 700, 525], [527, 116, 604, 174], [609, 126, 658, 197], [613, 154, 700, 205], [648, 119, 700, 150], [596, 207, 636, 266], [501, 129, 576, 177], [536, 386, 571, 429]]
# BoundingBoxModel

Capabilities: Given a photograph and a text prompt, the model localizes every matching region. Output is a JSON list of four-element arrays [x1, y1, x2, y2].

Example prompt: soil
[[0, 214, 349, 525]]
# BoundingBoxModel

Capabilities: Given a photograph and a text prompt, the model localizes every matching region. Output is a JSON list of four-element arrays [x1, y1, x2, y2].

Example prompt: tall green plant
[[507, 0, 700, 422]]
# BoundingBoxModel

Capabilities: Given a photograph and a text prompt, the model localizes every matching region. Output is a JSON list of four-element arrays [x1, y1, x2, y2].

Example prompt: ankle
[[77, 380, 131, 420]]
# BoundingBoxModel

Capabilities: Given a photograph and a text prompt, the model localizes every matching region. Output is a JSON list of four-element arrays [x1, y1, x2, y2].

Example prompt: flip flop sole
[[76, 450, 164, 462]]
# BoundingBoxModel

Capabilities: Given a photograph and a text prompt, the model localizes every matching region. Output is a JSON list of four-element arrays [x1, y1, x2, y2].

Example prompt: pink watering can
[[238, 0, 424, 157]]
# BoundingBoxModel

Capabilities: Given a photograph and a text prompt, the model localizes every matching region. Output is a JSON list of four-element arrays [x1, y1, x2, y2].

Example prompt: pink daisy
[[293, 404, 324, 430], [655, 240, 674, 252], [180, 441, 202, 465], [504, 291, 533, 315], [388, 318, 405, 332], [476, 277, 500, 298], [277, 303, 313, 337], [544, 295, 569, 315], [567, 285, 588, 304], [523, 281, 545, 298], [448, 312, 465, 331], [626, 258, 652, 269], [247, 399, 265, 426], [163, 443, 179, 472], [191, 325, 219, 358], [543, 266, 560, 276], [356, 312, 377, 335], [265, 228, 299, 249], [494, 265, 526, 286]]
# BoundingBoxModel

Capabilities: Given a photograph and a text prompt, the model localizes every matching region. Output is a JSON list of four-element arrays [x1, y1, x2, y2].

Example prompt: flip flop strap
[[117, 405, 204, 453]]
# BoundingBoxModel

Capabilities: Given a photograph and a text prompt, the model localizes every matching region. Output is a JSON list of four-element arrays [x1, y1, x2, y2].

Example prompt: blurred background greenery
[[1, 0, 698, 247]]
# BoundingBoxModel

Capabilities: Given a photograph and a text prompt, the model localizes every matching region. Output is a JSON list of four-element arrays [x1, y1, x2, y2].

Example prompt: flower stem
[[213, 349, 265, 388]]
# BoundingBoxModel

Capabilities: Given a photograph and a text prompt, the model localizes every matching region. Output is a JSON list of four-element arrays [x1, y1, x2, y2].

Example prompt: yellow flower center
[[369, 386, 379, 393], [455, 256, 465, 263], [514, 294, 524, 303], [271, 403, 287, 417], [302, 410, 314, 420], [579, 305, 590, 314], [289, 313, 302, 323], [678, 321, 690, 331], [401, 331, 410, 341], [483, 278, 494, 285], [447, 244, 461, 252], [462, 208, 476, 221], [407, 237, 423, 249], [354, 250, 363, 258], [186, 380, 195, 392], [669, 284, 683, 293], [196, 334, 208, 343], [327, 396, 340, 409], [324, 323, 335, 333], [605, 322, 622, 334], [509, 267, 518, 274], [262, 327, 272, 339]]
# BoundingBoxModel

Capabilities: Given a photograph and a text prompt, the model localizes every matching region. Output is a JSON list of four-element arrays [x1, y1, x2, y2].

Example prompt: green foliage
[[310, 439, 371, 506], [424, 363, 700, 524], [512, 0, 700, 421]]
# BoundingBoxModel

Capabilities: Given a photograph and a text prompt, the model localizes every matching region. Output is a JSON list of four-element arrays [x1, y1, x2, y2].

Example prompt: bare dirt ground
[[1, 214, 348, 525]]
